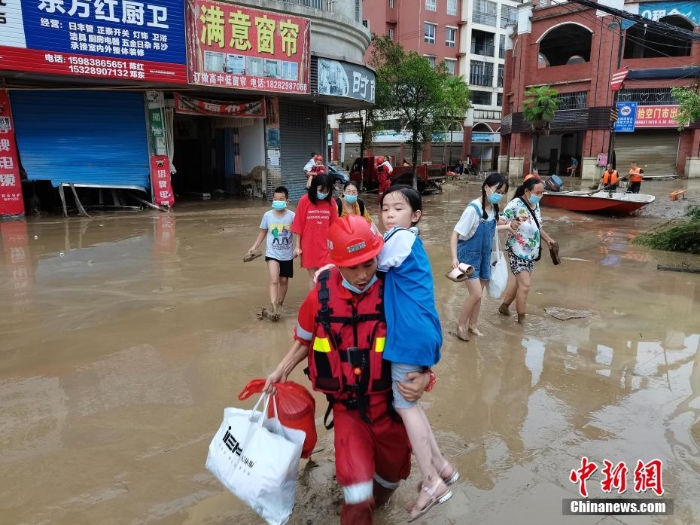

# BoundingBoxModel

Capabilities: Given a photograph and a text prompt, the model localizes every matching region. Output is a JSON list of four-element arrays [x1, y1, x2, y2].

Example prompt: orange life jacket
[[628, 168, 642, 182], [308, 269, 392, 406], [603, 170, 618, 185]]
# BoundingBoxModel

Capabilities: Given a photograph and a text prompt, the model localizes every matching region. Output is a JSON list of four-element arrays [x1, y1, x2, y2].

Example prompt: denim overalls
[[457, 202, 497, 280]]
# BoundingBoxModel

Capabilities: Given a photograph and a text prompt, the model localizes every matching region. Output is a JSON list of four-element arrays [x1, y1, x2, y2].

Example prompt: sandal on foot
[[445, 263, 474, 283], [407, 480, 452, 522], [468, 326, 484, 337], [439, 464, 460, 485], [243, 250, 262, 263], [456, 325, 469, 342], [498, 303, 510, 316]]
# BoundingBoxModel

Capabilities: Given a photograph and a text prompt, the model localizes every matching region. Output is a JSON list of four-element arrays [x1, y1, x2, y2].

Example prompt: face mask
[[529, 194, 542, 205], [341, 274, 378, 294], [271, 200, 287, 210], [344, 195, 358, 204], [317, 192, 329, 200], [487, 192, 503, 204]]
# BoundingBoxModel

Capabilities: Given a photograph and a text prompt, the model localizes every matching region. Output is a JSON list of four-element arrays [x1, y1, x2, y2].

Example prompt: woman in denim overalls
[[449, 173, 516, 341]]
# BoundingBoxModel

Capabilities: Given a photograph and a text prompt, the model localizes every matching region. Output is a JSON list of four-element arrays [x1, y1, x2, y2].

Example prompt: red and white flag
[[610, 70, 629, 91]]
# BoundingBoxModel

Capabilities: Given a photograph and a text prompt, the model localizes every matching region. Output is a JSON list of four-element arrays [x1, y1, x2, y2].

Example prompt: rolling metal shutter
[[10, 90, 150, 190], [280, 100, 325, 201], [614, 130, 679, 176]]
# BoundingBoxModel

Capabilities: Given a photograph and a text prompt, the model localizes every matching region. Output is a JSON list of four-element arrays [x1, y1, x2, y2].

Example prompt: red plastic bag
[[238, 379, 317, 459]]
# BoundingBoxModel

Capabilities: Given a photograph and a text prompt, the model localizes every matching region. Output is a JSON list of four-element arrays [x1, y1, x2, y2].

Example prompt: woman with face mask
[[498, 177, 557, 323], [449, 173, 516, 341], [292, 173, 338, 289], [335, 181, 378, 234]]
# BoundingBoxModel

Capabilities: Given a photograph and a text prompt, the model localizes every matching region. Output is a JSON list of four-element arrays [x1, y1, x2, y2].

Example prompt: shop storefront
[[0, 0, 187, 216], [613, 105, 681, 176]]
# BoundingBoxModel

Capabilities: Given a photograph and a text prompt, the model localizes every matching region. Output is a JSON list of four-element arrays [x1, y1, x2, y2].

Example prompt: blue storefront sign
[[614, 102, 637, 133], [0, 0, 186, 83], [640, 1, 700, 24]]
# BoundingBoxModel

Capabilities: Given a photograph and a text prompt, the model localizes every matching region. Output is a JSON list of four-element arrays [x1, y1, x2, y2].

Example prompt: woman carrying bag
[[449, 173, 517, 341], [498, 177, 557, 323]]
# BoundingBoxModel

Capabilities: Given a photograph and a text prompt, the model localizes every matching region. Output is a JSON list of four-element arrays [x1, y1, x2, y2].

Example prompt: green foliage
[[671, 86, 700, 130], [522, 85, 559, 133], [634, 205, 700, 253], [370, 35, 471, 188]]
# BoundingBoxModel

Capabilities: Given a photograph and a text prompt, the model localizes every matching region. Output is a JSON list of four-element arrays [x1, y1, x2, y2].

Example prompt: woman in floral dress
[[498, 177, 556, 323]]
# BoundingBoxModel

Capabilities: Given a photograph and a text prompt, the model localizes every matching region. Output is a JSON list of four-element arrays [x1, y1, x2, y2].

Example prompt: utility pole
[[607, 16, 625, 168]]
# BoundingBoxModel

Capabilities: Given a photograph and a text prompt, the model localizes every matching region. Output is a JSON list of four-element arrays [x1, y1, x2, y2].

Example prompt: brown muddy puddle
[[1, 183, 699, 525]]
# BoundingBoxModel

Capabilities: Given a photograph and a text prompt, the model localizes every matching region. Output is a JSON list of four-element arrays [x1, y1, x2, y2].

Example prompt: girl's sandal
[[468, 326, 484, 337], [407, 480, 452, 522], [439, 464, 460, 485]]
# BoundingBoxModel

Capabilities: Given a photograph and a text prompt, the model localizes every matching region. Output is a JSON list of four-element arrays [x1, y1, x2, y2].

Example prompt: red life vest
[[307, 269, 392, 404]]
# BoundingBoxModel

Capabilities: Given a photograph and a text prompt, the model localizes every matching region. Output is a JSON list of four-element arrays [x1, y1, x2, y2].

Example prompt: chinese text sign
[[150, 155, 174, 206], [614, 102, 637, 133], [634, 105, 680, 128], [0, 90, 25, 216], [187, 0, 310, 94], [0, 0, 187, 83]]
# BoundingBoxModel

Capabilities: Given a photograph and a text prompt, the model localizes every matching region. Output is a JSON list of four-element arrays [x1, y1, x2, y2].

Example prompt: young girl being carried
[[449, 173, 518, 341], [379, 185, 458, 521]]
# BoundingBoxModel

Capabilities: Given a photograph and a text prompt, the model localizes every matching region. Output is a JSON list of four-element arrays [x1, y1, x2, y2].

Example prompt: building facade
[[500, 0, 700, 180], [0, 0, 373, 216]]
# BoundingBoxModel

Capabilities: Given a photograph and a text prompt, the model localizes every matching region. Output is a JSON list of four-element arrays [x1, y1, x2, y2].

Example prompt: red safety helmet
[[327, 215, 384, 266]]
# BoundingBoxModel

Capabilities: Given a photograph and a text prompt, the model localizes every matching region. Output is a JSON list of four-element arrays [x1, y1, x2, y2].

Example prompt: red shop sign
[[150, 155, 175, 207], [0, 90, 25, 217], [635, 105, 680, 128], [175, 93, 265, 117], [186, 0, 311, 94]]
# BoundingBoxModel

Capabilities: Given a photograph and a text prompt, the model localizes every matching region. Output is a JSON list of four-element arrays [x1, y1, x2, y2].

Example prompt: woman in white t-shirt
[[449, 173, 517, 341]]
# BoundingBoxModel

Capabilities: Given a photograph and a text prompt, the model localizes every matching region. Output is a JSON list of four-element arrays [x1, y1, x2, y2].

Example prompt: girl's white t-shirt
[[453, 199, 495, 241]]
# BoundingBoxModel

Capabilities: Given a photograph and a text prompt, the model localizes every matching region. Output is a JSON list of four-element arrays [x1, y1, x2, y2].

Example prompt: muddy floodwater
[[1, 179, 699, 525]]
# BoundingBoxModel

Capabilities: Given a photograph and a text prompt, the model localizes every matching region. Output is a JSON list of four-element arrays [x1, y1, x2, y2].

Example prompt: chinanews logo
[[563, 458, 673, 516]]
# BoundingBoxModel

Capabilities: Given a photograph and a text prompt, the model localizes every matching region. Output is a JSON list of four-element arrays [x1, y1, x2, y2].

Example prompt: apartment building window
[[444, 58, 456, 75], [424, 23, 436, 44], [500, 5, 518, 29], [473, 0, 497, 26], [555, 91, 588, 109], [388, 26, 395, 40], [426, 0, 437, 11], [471, 29, 495, 56], [497, 64, 504, 87], [446, 27, 457, 47], [471, 90, 493, 105], [499, 34, 506, 58], [470, 60, 494, 86], [389, 0, 394, 7], [447, 0, 458, 15], [496, 93, 503, 107], [425, 55, 436, 68], [355, 0, 360, 22]]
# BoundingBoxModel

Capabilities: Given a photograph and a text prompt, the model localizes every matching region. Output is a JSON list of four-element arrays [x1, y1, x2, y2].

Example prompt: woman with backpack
[[335, 181, 378, 233]]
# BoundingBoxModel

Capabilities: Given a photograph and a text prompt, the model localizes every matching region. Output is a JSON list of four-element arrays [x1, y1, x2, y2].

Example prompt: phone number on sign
[[68, 65, 132, 76], [266, 79, 307, 92], [68, 57, 130, 69]]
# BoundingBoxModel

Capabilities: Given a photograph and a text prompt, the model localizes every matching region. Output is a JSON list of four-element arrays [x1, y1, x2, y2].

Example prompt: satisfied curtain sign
[[0, 0, 187, 83], [0, 90, 25, 217], [186, 0, 310, 94]]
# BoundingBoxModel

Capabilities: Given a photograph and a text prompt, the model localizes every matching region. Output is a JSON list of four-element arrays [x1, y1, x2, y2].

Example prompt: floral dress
[[501, 198, 542, 261]]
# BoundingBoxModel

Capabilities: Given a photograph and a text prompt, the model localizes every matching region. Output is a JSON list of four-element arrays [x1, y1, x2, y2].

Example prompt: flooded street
[[1, 180, 699, 525]]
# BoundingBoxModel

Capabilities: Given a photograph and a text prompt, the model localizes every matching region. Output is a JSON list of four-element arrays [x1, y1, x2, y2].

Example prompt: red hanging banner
[[175, 94, 265, 117], [150, 155, 175, 207], [0, 90, 25, 217]]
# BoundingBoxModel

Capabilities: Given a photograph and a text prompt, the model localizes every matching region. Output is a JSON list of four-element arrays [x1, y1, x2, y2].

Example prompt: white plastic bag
[[206, 393, 306, 525], [487, 232, 509, 298]]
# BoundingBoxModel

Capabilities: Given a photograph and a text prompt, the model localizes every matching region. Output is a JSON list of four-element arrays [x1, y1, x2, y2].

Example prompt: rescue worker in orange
[[601, 164, 619, 191], [264, 215, 431, 524], [626, 162, 643, 194], [376, 156, 393, 204]]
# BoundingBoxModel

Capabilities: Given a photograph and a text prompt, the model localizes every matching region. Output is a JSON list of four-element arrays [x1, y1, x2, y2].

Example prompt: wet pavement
[[1, 179, 699, 525]]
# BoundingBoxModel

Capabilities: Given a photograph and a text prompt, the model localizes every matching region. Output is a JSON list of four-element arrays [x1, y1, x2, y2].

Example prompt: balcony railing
[[499, 46, 505, 59], [471, 43, 495, 56], [470, 73, 494, 87], [473, 12, 497, 26], [281, 0, 329, 11]]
